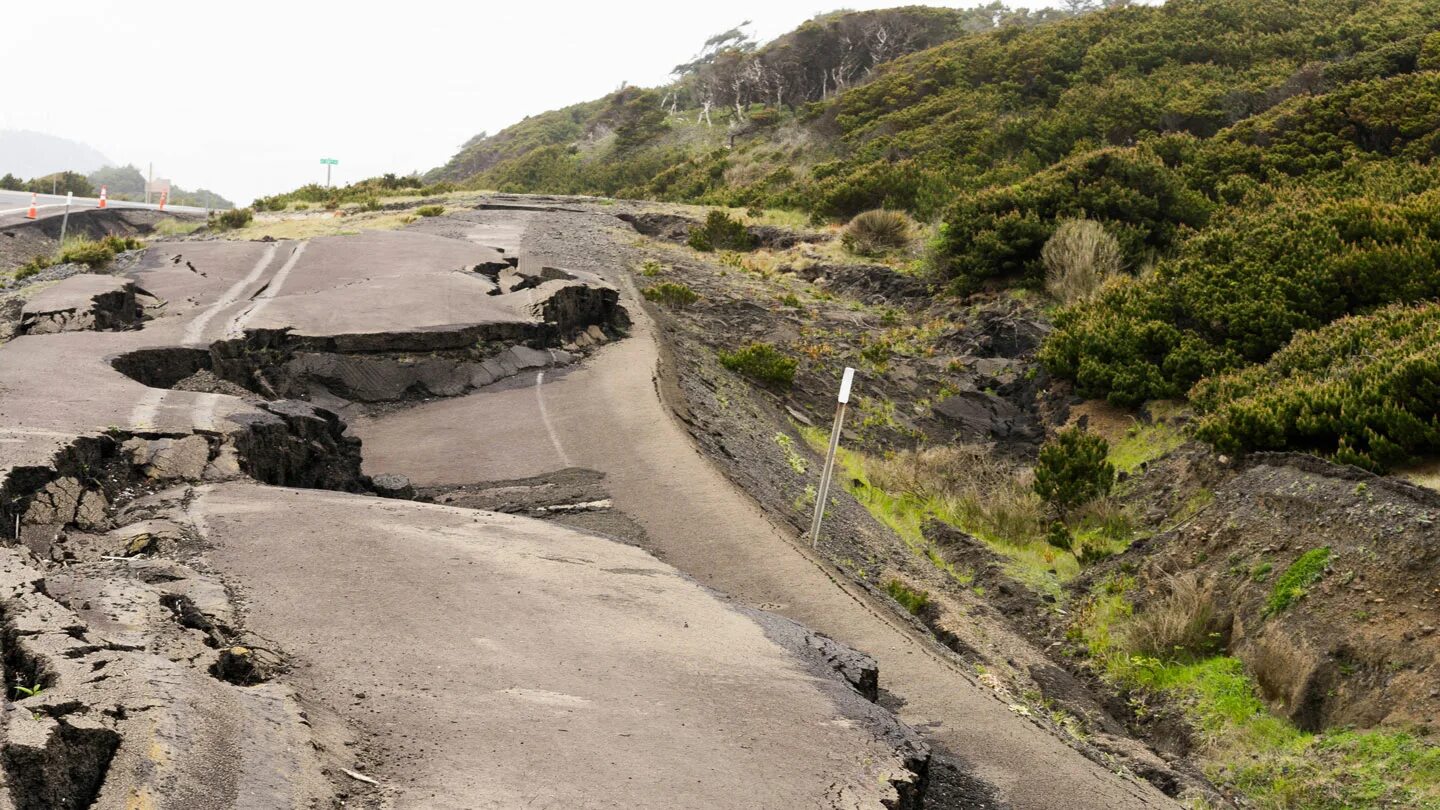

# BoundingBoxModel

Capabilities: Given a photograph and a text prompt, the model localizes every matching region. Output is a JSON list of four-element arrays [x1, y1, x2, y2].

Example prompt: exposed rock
[[932, 390, 1026, 441], [372, 473, 415, 500]]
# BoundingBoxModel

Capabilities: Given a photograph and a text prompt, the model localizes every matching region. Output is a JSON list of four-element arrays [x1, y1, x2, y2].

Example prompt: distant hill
[[0, 130, 112, 178], [427, 4, 1075, 188]]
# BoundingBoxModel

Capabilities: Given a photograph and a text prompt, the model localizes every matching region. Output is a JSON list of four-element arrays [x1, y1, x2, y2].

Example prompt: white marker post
[[809, 366, 855, 547], [58, 192, 73, 245]]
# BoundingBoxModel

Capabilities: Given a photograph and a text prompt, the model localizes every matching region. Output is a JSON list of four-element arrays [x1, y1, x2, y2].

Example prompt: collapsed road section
[[0, 212, 931, 807]]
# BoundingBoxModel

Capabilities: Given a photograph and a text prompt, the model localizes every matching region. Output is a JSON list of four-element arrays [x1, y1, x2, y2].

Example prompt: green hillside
[[433, 0, 1440, 471]]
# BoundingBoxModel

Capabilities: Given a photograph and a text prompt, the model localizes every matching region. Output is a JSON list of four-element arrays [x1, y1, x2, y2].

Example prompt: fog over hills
[[0, 129, 112, 178]]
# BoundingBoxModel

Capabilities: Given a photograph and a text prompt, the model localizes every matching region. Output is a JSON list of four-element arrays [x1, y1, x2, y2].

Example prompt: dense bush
[[1042, 180, 1440, 405], [934, 148, 1209, 290], [1033, 427, 1114, 513], [1042, 219, 1124, 304], [1192, 302, 1440, 472], [641, 281, 699, 309], [840, 209, 911, 256], [718, 342, 797, 388], [209, 208, 254, 231], [687, 210, 755, 252]]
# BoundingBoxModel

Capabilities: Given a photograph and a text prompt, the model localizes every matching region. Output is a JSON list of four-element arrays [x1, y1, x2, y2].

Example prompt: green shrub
[[416, 205, 445, 217], [359, 196, 381, 212], [841, 209, 912, 256], [14, 255, 52, 280], [209, 208, 254, 231], [718, 342, 798, 388], [1034, 427, 1115, 513], [687, 210, 755, 252], [642, 281, 699, 309], [57, 236, 137, 268], [1041, 180, 1440, 405], [885, 579, 931, 616], [1192, 302, 1440, 472], [1267, 548, 1331, 615], [935, 148, 1210, 290]]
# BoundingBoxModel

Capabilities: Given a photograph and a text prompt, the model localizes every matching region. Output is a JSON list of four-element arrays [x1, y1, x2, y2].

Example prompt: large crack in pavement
[[0, 205, 936, 809]]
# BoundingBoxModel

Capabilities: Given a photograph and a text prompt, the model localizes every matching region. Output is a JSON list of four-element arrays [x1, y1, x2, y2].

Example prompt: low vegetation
[[1266, 548, 1332, 615], [209, 208, 254, 231], [840, 209, 911, 257], [687, 210, 754, 252], [885, 579, 931, 615], [718, 342, 796, 388], [1074, 575, 1440, 808], [253, 174, 455, 211], [416, 205, 445, 217], [642, 281, 700, 309], [13, 235, 144, 279]]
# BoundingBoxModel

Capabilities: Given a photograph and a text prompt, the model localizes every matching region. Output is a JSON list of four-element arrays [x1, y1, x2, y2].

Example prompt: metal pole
[[326, 163, 332, 188], [809, 367, 855, 547], [146, 163, 153, 205], [59, 192, 72, 245]]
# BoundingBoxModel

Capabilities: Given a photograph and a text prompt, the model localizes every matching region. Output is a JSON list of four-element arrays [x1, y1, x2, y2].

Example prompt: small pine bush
[[841, 209, 912, 256], [687, 210, 755, 252], [210, 208, 254, 231], [718, 342, 797, 388], [642, 281, 699, 309], [1034, 427, 1115, 513]]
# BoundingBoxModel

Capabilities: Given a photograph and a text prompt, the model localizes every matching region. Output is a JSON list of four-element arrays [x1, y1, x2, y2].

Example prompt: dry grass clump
[[841, 209, 913, 257], [1120, 572, 1225, 661], [869, 444, 1048, 547], [1043, 218, 1123, 304]]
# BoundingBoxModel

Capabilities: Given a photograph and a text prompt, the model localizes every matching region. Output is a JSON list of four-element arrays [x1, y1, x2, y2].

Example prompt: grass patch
[[774, 433, 807, 475], [718, 342, 796, 389], [1108, 420, 1186, 474], [152, 218, 203, 237], [221, 211, 415, 241], [1074, 579, 1440, 808], [209, 208, 254, 231], [796, 431, 1105, 599], [1267, 548, 1331, 615], [885, 579, 931, 615], [642, 281, 699, 309], [416, 205, 444, 217]]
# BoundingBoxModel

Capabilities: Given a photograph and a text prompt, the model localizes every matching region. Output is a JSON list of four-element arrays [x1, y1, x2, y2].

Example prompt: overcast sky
[[6, 1, 1080, 204]]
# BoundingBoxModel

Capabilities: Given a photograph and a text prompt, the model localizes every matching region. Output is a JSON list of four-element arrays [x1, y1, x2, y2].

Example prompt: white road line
[[190, 392, 224, 433], [534, 370, 572, 467], [182, 243, 279, 346], [129, 386, 169, 432], [228, 241, 307, 337]]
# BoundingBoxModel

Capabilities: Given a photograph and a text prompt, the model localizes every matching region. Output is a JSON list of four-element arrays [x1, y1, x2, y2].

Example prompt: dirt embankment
[[618, 200, 1440, 807], [1094, 450, 1440, 733]]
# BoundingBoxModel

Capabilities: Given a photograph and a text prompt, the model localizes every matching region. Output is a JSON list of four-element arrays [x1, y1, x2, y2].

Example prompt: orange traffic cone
[[98, 186, 108, 209], [25, 193, 37, 219], [158, 191, 167, 212]]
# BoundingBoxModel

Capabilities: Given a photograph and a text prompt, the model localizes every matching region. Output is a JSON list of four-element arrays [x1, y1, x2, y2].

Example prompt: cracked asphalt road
[[356, 207, 1177, 809]]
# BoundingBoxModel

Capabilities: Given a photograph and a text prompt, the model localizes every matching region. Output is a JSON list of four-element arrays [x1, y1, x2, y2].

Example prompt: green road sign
[[320, 158, 339, 165]]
